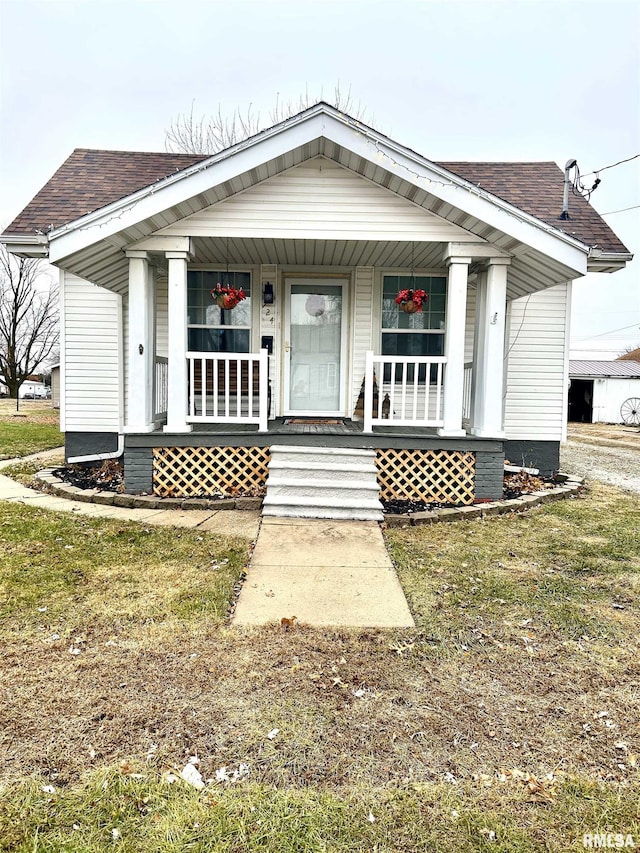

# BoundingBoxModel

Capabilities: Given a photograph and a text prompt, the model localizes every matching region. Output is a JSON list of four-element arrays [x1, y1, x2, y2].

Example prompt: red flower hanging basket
[[210, 283, 247, 310], [395, 288, 427, 313]]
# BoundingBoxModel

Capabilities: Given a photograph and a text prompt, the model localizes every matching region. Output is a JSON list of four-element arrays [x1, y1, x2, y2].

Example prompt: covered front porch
[[126, 240, 513, 443]]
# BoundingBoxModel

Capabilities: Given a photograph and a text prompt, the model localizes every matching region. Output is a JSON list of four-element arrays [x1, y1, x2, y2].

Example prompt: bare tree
[[0, 245, 59, 403], [165, 84, 371, 155], [617, 344, 640, 361]]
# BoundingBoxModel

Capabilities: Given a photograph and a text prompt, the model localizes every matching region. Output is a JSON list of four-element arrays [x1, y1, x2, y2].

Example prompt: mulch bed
[[382, 471, 557, 515], [53, 460, 125, 492]]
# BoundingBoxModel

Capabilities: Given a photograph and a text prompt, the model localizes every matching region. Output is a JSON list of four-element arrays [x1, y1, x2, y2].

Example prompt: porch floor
[[191, 418, 365, 436], [137, 419, 502, 452]]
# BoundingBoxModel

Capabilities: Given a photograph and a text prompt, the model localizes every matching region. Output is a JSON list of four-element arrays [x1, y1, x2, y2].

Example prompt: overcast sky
[[1, 0, 638, 356]]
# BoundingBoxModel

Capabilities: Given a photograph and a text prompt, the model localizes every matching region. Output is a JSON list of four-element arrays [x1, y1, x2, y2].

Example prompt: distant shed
[[568, 360, 640, 423]]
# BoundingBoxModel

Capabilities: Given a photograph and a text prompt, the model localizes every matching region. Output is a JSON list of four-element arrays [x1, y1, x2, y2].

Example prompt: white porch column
[[438, 256, 471, 437], [125, 250, 155, 432], [164, 251, 192, 433], [470, 258, 510, 437]]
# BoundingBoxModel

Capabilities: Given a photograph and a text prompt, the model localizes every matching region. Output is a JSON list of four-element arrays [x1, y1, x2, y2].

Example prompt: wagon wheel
[[620, 397, 640, 426]]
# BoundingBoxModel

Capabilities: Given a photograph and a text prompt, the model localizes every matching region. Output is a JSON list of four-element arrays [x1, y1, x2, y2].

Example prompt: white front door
[[284, 278, 348, 415]]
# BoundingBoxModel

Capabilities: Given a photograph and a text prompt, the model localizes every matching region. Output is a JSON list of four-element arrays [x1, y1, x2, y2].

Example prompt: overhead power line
[[601, 204, 640, 216], [573, 323, 640, 341], [581, 153, 640, 179]]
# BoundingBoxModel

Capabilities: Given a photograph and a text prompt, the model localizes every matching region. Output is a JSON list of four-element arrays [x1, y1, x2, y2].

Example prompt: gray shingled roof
[[2, 147, 631, 256], [570, 360, 640, 378]]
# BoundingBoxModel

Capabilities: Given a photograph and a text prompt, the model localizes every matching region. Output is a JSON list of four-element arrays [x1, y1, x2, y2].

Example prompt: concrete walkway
[[0, 449, 415, 628], [233, 516, 414, 627]]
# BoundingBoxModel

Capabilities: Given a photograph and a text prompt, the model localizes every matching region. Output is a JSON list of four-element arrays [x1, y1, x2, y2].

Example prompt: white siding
[[464, 286, 476, 362], [504, 284, 569, 440], [62, 272, 122, 432], [156, 274, 168, 357], [156, 157, 481, 243], [592, 377, 640, 423], [351, 267, 375, 414]]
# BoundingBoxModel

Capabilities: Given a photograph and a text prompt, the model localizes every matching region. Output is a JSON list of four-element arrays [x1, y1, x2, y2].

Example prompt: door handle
[[285, 341, 291, 353]]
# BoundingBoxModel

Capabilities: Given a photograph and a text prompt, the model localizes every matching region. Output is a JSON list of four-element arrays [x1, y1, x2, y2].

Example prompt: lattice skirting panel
[[375, 449, 476, 505], [153, 446, 271, 497]]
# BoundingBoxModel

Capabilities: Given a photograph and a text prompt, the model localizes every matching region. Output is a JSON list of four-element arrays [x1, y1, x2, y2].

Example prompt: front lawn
[[0, 484, 638, 851], [0, 399, 62, 459]]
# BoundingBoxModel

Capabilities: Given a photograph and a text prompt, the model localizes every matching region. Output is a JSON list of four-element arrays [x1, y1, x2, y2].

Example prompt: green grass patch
[[0, 400, 62, 458], [0, 502, 248, 638], [1, 769, 637, 852], [0, 457, 63, 486], [0, 419, 62, 458], [386, 484, 639, 647]]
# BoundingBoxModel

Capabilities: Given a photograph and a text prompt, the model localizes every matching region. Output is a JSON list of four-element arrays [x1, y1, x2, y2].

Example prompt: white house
[[569, 360, 640, 424], [1, 104, 632, 517]]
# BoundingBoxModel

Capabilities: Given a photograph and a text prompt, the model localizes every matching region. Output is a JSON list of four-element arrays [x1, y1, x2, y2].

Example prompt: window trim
[[379, 270, 447, 339], [186, 266, 256, 352], [378, 271, 447, 382]]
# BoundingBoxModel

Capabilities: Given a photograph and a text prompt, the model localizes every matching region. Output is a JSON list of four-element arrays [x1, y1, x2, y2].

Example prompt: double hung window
[[187, 271, 251, 352], [381, 274, 446, 380]]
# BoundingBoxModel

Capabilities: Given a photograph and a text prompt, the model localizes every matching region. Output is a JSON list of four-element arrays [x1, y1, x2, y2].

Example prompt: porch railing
[[462, 362, 473, 425], [154, 356, 168, 419], [363, 351, 446, 432], [187, 350, 269, 432]]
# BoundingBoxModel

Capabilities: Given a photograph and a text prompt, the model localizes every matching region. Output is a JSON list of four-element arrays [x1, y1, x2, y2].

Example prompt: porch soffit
[[58, 233, 577, 303]]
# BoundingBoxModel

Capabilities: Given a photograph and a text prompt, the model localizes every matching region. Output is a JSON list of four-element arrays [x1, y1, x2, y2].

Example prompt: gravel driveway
[[561, 440, 640, 495]]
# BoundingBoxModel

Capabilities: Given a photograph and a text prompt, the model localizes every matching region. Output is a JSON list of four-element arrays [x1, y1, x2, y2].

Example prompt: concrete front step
[[266, 480, 381, 501], [264, 445, 384, 521], [269, 444, 377, 466], [262, 502, 383, 521], [268, 460, 378, 476]]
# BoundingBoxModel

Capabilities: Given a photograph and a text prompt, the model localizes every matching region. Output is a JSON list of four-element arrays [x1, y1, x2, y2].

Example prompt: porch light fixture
[[263, 282, 274, 305]]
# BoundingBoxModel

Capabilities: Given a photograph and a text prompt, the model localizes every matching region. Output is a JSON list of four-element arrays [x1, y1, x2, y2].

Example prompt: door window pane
[[289, 284, 342, 412]]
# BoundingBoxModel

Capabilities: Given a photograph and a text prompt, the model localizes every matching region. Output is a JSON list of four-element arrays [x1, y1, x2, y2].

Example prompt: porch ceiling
[[59, 232, 578, 303], [190, 236, 449, 269]]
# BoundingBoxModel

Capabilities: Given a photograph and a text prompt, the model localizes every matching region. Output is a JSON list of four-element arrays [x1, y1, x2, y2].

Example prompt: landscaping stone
[[56, 484, 83, 496], [411, 510, 439, 525], [383, 514, 411, 527], [27, 459, 580, 522], [205, 498, 236, 510], [113, 494, 136, 508], [457, 505, 483, 520], [235, 497, 263, 511], [90, 491, 115, 506], [131, 495, 163, 509], [181, 498, 210, 510], [157, 498, 184, 509], [434, 508, 466, 522], [74, 488, 102, 503]]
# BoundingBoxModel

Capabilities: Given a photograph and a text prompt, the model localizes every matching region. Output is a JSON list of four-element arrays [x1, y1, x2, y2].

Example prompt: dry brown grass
[[1, 621, 638, 791], [568, 422, 640, 449], [0, 483, 638, 850], [0, 398, 59, 425]]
